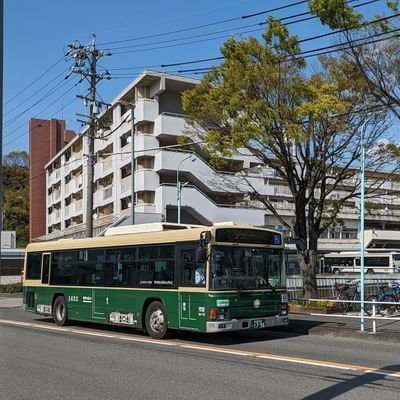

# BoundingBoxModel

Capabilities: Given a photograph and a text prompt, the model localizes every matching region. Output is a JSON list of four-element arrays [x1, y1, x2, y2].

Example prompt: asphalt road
[[1, 306, 399, 400]]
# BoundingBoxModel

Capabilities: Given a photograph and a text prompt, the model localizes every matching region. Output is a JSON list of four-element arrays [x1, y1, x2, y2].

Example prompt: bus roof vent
[[104, 222, 207, 236]]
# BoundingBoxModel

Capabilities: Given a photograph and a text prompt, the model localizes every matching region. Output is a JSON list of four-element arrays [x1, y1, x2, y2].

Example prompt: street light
[[359, 118, 372, 333], [177, 154, 195, 224], [118, 101, 136, 225]]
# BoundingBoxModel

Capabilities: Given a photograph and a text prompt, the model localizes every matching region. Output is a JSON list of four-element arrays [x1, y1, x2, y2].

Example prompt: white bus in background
[[322, 252, 400, 274]]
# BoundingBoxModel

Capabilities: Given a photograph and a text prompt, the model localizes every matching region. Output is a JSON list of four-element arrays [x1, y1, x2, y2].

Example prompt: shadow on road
[[302, 364, 400, 400], [33, 316, 328, 345]]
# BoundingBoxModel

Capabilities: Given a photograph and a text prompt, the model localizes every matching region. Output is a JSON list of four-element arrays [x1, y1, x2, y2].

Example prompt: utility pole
[[0, 0, 4, 282], [65, 34, 111, 237]]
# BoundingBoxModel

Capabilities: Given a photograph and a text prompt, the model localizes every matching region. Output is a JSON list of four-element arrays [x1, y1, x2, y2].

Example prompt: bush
[[0, 283, 22, 293], [290, 299, 337, 310]]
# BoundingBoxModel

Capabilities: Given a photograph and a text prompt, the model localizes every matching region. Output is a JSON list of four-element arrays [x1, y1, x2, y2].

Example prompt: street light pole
[[118, 101, 135, 225], [176, 154, 193, 224], [359, 119, 370, 333], [129, 105, 136, 225]]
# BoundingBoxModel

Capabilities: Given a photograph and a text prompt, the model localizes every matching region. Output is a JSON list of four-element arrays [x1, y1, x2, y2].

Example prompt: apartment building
[[38, 70, 400, 244], [29, 118, 76, 240]]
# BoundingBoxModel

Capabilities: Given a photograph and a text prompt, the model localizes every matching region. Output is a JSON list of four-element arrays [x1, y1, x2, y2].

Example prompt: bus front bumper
[[206, 315, 289, 333]]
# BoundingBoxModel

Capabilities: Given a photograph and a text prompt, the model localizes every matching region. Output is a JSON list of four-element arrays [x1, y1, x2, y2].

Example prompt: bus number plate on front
[[251, 319, 266, 329]]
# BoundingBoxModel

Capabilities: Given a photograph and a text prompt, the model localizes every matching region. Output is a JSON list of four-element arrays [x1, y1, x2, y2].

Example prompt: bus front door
[[178, 249, 200, 331]]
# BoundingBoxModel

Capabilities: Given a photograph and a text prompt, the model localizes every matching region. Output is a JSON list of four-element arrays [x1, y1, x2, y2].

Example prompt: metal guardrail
[[308, 297, 400, 334], [287, 275, 400, 300]]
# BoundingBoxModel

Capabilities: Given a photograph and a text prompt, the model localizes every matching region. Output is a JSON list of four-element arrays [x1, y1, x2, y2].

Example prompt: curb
[[307, 326, 400, 344]]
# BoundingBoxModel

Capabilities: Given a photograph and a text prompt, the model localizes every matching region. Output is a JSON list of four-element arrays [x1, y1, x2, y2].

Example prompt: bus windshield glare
[[210, 246, 285, 290]]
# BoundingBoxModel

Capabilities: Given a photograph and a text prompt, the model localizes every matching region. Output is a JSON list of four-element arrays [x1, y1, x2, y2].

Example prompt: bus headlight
[[281, 293, 288, 316], [209, 307, 231, 321], [280, 303, 288, 316]]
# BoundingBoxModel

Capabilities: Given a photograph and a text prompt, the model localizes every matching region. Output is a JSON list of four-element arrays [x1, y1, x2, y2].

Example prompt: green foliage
[[2, 151, 29, 247], [308, 0, 362, 29], [0, 283, 22, 293], [182, 17, 389, 299]]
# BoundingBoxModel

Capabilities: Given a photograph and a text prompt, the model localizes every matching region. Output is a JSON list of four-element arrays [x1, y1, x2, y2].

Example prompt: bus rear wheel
[[53, 296, 68, 326], [145, 301, 168, 339]]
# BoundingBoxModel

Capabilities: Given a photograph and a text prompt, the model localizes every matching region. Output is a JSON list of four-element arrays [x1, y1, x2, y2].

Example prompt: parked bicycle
[[365, 283, 400, 316], [335, 280, 361, 314]]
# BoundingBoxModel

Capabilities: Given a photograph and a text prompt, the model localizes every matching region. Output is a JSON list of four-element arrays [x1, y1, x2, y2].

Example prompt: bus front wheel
[[53, 296, 68, 326], [145, 301, 168, 339]]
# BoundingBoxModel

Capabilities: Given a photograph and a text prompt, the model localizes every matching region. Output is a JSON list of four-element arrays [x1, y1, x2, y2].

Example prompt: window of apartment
[[136, 86, 150, 100], [97, 203, 114, 217], [97, 144, 113, 160], [72, 141, 83, 153], [72, 215, 83, 224], [72, 190, 83, 201], [97, 173, 114, 189], [120, 133, 130, 148], [137, 123, 152, 135], [65, 148, 71, 162], [137, 191, 154, 205], [136, 156, 154, 170], [121, 164, 132, 179], [65, 172, 72, 184], [121, 196, 132, 211], [342, 228, 358, 239]]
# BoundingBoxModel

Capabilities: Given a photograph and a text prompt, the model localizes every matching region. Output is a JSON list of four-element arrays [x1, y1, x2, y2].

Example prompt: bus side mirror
[[195, 247, 207, 264], [200, 231, 211, 248]]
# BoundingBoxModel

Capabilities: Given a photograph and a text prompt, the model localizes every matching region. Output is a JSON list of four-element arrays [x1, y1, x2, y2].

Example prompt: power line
[[3, 74, 77, 129], [3, 67, 70, 118], [98, 0, 311, 46], [4, 96, 78, 149], [106, 0, 378, 56], [3, 78, 80, 140], [4, 56, 65, 106], [4, 88, 79, 149]]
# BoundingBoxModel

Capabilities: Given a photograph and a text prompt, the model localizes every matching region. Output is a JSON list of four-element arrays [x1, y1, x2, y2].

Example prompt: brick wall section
[[29, 119, 76, 241]]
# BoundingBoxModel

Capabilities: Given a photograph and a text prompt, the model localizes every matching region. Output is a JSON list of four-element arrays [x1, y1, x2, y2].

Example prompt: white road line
[[256, 355, 355, 370], [181, 345, 251, 356]]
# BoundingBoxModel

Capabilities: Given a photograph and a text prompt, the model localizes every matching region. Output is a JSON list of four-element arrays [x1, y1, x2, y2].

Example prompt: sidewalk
[[0, 293, 23, 308], [285, 312, 400, 344]]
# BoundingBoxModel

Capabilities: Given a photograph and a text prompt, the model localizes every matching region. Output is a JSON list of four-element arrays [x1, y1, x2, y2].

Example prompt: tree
[[309, 1, 400, 121], [3, 150, 29, 168], [2, 151, 29, 247], [182, 18, 393, 299]]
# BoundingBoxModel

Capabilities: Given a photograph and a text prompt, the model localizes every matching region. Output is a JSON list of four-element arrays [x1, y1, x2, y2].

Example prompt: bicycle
[[365, 283, 400, 316], [335, 281, 361, 314]]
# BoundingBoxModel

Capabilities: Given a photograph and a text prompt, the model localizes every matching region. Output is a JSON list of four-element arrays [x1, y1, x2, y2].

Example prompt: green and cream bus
[[23, 223, 288, 339]]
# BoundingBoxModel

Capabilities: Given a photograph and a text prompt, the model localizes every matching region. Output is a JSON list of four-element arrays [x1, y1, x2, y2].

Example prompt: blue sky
[[4, 0, 382, 153]]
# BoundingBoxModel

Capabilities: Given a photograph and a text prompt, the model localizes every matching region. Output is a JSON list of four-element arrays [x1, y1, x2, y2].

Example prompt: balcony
[[154, 112, 186, 137], [135, 170, 159, 191], [135, 99, 158, 122], [134, 135, 159, 157], [121, 175, 132, 194], [102, 156, 113, 174]]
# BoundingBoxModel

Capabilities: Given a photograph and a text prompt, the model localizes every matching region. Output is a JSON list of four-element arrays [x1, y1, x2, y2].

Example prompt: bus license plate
[[251, 319, 266, 329]]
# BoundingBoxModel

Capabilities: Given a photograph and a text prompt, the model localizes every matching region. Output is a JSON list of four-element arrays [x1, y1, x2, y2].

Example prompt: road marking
[[1, 318, 399, 378]]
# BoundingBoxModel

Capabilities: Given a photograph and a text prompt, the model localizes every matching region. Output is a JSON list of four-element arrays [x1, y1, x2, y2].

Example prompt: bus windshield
[[210, 246, 285, 290]]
